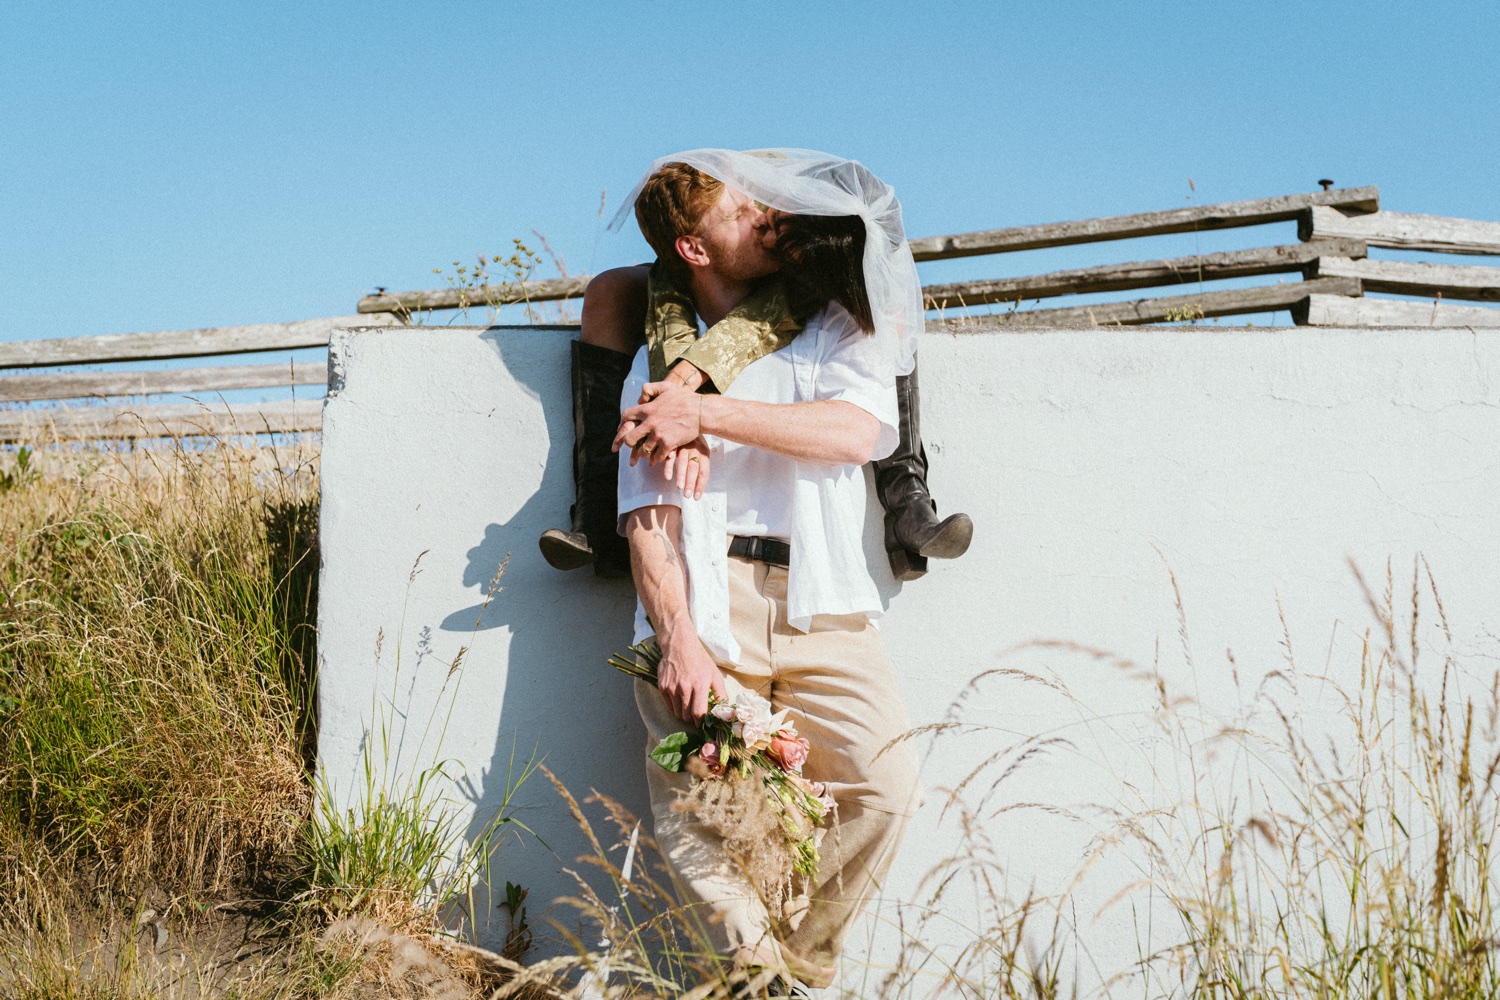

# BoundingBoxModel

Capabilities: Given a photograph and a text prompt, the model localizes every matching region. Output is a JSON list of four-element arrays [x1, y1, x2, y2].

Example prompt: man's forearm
[[625, 504, 726, 722], [617, 384, 882, 467], [626, 505, 696, 647], [700, 395, 879, 466]]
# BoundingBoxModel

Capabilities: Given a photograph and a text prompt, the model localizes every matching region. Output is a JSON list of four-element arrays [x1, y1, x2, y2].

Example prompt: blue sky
[[2, 1, 1496, 344]]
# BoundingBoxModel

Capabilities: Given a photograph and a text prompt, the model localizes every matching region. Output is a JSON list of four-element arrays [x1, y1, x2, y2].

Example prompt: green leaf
[[650, 731, 691, 772]]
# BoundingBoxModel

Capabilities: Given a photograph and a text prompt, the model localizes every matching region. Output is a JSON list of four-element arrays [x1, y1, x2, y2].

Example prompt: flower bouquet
[[609, 639, 835, 915]]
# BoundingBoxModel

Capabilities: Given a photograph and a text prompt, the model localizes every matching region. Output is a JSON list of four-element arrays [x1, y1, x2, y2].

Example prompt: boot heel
[[884, 513, 928, 581], [887, 545, 927, 582]]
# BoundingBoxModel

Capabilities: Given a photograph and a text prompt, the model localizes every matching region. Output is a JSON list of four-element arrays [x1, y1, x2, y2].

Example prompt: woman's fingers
[[675, 449, 709, 499], [692, 456, 709, 499], [613, 417, 641, 454], [615, 418, 663, 467]]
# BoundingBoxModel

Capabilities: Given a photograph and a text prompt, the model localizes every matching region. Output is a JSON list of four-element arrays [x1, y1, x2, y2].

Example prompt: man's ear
[[675, 234, 710, 269]]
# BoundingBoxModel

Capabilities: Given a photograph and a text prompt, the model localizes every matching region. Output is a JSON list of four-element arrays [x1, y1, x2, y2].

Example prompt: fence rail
[[921, 239, 1366, 308], [1312, 257, 1500, 302], [357, 276, 588, 316], [0, 399, 322, 442], [0, 361, 327, 404], [1302, 207, 1500, 255], [906, 186, 1380, 262], [936, 277, 1363, 329], [1297, 294, 1500, 327], [0, 315, 395, 370], [5, 182, 1499, 443]]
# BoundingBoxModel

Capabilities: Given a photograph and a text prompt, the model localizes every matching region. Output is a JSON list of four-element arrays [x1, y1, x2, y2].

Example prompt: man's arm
[[616, 385, 881, 467], [625, 504, 727, 723]]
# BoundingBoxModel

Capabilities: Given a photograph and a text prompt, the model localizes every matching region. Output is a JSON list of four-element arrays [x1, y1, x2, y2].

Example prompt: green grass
[[297, 718, 540, 939]]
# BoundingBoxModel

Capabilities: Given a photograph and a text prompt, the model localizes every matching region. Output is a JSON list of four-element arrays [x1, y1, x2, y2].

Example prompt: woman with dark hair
[[538, 151, 971, 582], [771, 212, 875, 332]]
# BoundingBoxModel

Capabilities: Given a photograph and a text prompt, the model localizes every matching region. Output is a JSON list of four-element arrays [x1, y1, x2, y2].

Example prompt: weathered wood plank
[[0, 316, 397, 370], [0, 400, 323, 443], [933, 277, 1361, 329], [1313, 256, 1500, 303], [923, 239, 1366, 309], [1302, 207, 1500, 256], [358, 276, 591, 315], [1296, 294, 1500, 327], [0, 362, 326, 403], [910, 187, 1380, 262]]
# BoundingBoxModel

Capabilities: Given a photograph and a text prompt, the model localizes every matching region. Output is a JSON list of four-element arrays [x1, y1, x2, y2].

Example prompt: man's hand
[[624, 361, 710, 464], [656, 630, 727, 723], [661, 436, 711, 500], [615, 383, 704, 464]]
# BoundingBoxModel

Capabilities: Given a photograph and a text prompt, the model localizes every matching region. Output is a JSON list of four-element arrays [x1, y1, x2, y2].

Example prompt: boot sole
[[539, 529, 594, 571], [917, 513, 974, 560]]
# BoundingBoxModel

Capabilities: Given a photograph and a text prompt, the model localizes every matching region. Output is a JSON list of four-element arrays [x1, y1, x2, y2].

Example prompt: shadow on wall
[[447, 327, 648, 953]]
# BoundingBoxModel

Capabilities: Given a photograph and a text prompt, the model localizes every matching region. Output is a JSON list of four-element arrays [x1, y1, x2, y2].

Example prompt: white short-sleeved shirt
[[618, 302, 899, 665]]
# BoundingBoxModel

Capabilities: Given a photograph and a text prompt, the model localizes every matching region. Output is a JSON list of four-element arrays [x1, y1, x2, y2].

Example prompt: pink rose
[[687, 742, 725, 779], [767, 733, 810, 772]]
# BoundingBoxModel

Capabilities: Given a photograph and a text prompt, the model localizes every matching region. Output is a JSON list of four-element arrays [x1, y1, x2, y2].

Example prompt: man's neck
[[687, 269, 752, 328]]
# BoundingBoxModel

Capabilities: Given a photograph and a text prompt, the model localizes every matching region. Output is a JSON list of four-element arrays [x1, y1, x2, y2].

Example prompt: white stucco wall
[[317, 324, 1500, 990]]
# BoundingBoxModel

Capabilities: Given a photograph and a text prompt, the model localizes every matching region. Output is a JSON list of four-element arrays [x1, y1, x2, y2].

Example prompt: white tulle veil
[[610, 148, 922, 376]]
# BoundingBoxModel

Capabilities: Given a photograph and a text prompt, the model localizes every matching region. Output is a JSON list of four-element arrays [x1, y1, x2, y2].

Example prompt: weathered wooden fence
[[0, 316, 398, 443], [4, 184, 1498, 443], [356, 185, 1500, 330]]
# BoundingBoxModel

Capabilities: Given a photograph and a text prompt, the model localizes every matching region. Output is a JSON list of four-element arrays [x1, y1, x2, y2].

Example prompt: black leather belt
[[728, 535, 791, 568]]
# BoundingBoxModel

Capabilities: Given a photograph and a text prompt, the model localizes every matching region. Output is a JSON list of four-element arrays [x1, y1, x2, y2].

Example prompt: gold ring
[[641, 442, 655, 455]]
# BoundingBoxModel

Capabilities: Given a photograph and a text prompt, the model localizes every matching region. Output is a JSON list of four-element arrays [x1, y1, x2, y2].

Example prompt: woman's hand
[[662, 436, 711, 500]]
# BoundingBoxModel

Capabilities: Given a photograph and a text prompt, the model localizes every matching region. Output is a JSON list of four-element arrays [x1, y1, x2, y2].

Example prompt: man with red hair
[[609, 156, 922, 996]]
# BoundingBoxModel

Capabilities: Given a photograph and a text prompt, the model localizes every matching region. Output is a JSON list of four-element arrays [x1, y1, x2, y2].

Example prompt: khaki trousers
[[635, 555, 921, 988]]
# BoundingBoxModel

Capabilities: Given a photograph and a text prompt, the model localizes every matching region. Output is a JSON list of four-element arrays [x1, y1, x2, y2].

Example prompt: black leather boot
[[538, 341, 633, 578], [872, 361, 973, 581]]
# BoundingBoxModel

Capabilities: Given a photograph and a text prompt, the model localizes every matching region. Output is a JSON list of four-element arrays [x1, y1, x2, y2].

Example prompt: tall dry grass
[[4, 440, 1496, 999], [867, 560, 1500, 999], [0, 443, 317, 905], [0, 442, 338, 998], [1129, 561, 1500, 998], [0, 441, 538, 999]]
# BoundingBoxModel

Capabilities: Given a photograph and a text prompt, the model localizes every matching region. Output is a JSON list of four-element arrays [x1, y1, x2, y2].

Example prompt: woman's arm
[[675, 279, 805, 392]]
